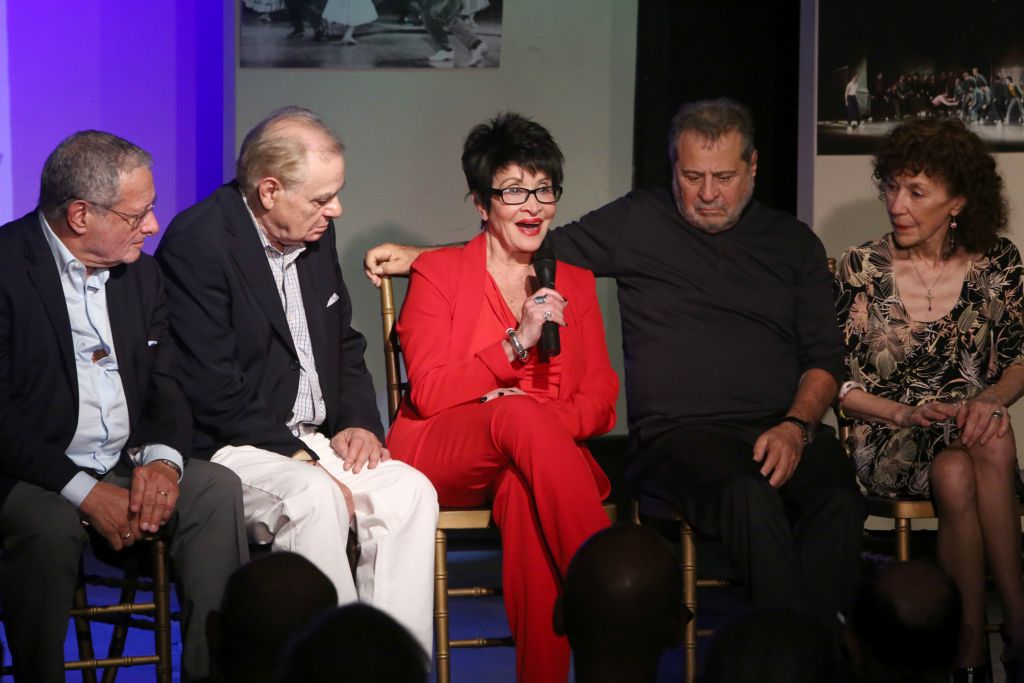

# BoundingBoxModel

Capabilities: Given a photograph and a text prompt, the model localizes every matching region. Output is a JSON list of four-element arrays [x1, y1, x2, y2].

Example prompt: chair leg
[[72, 580, 99, 683], [151, 539, 173, 683], [682, 522, 698, 683], [435, 528, 451, 683], [101, 570, 140, 683], [895, 518, 911, 562]]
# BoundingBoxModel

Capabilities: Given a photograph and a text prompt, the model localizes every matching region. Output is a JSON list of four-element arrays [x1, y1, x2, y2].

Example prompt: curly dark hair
[[872, 118, 1007, 255]]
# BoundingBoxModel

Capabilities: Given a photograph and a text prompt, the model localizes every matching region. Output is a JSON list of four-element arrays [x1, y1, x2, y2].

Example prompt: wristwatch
[[780, 416, 814, 446], [153, 459, 183, 479]]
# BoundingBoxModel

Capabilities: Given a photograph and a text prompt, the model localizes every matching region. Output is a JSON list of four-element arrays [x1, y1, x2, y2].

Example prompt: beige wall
[[236, 0, 638, 429], [814, 153, 1024, 260]]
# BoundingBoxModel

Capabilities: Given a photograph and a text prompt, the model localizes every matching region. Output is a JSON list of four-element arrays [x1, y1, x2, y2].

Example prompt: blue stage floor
[[0, 539, 746, 682]]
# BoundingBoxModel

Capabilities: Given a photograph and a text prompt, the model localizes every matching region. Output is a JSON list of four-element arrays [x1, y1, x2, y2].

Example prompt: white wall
[[236, 0, 638, 429]]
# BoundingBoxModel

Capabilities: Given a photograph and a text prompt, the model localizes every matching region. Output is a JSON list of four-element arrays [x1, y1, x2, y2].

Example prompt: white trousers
[[211, 433, 438, 653]]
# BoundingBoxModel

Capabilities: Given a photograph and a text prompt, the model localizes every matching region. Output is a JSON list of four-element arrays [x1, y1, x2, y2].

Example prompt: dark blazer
[[0, 211, 192, 507], [156, 182, 383, 460]]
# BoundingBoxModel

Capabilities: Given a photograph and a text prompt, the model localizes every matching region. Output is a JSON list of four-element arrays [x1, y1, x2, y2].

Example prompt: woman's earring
[[949, 215, 957, 249]]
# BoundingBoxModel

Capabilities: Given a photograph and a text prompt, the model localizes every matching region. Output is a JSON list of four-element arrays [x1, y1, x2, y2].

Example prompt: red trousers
[[402, 396, 610, 683]]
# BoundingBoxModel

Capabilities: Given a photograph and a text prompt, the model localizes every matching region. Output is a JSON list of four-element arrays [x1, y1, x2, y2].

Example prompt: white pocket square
[[327, 293, 340, 308], [147, 340, 159, 347]]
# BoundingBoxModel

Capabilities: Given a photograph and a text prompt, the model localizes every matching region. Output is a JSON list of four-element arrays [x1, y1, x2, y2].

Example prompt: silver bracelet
[[505, 328, 528, 362]]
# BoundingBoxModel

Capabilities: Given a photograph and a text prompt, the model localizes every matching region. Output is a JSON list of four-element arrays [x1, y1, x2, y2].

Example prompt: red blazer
[[387, 232, 618, 491]]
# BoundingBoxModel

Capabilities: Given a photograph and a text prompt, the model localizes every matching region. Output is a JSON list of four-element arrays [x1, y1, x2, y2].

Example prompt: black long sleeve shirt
[[545, 189, 844, 442]]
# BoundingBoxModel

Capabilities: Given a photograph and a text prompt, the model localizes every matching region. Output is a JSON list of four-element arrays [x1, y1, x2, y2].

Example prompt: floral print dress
[[834, 235, 1024, 498]]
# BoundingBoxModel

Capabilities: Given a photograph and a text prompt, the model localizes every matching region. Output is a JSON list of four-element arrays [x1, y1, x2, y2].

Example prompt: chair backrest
[[379, 275, 407, 426]]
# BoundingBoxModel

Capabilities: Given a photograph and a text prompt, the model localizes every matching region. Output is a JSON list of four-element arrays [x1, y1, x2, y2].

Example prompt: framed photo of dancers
[[816, 0, 1024, 155], [239, 0, 503, 69]]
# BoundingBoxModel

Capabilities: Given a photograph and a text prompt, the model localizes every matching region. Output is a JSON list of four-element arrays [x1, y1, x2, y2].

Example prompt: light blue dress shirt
[[39, 213, 183, 508]]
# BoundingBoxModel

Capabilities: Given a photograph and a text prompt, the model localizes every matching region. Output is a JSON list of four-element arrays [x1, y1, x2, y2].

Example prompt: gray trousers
[[422, 0, 480, 51], [0, 459, 249, 682]]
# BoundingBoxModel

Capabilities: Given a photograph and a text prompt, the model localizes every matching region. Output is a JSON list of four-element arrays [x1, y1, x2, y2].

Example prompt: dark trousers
[[286, 0, 326, 31], [422, 0, 480, 51], [846, 95, 860, 125], [0, 460, 249, 683], [628, 418, 866, 617]]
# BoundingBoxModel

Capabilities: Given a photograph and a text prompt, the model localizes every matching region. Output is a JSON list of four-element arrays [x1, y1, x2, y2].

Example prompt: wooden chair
[[631, 495, 733, 683], [379, 275, 616, 683], [0, 536, 173, 683]]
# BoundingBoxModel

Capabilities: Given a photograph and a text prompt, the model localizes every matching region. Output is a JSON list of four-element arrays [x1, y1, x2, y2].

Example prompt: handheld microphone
[[532, 246, 560, 357]]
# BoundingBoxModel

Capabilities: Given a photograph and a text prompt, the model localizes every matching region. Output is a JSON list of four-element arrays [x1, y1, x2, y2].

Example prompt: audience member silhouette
[[206, 552, 338, 683], [555, 525, 687, 683], [276, 603, 428, 683], [846, 560, 961, 683], [698, 606, 839, 683]]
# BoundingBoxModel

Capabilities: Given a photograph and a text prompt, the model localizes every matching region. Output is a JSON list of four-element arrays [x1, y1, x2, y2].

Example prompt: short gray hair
[[39, 131, 152, 219], [668, 98, 756, 165], [236, 107, 345, 194]]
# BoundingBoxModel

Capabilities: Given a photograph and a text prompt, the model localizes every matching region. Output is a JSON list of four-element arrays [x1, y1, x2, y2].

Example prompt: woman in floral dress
[[835, 117, 1024, 682]]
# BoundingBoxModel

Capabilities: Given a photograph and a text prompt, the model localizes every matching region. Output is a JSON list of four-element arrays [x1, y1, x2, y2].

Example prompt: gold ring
[[993, 410, 1004, 419], [123, 531, 132, 540], [157, 490, 168, 497]]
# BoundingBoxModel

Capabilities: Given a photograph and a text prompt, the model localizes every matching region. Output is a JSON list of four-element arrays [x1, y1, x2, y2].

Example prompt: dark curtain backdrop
[[632, 0, 802, 215]]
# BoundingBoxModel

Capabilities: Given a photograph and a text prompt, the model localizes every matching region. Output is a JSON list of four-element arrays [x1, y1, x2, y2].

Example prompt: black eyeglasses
[[60, 196, 157, 230], [489, 185, 563, 205]]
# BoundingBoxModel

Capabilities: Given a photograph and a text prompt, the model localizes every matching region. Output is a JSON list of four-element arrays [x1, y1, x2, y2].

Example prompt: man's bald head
[[559, 525, 685, 657], [849, 560, 961, 674], [209, 551, 337, 683]]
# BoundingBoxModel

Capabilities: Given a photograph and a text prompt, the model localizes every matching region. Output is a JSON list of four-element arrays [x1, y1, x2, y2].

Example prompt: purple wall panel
[[5, 0, 232, 249]]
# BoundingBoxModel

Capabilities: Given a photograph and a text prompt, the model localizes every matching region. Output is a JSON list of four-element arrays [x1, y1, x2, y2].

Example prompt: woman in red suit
[[387, 112, 618, 682]]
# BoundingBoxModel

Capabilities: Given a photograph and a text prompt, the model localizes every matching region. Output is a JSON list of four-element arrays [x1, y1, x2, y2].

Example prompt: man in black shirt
[[365, 99, 865, 618]]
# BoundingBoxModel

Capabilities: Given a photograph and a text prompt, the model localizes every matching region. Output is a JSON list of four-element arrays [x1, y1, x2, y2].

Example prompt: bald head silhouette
[[208, 551, 338, 683], [556, 524, 686, 683], [276, 603, 428, 683], [848, 559, 960, 682]]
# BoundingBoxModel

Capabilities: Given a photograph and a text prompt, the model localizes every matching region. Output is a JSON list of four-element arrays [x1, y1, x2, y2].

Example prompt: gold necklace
[[908, 256, 949, 312]]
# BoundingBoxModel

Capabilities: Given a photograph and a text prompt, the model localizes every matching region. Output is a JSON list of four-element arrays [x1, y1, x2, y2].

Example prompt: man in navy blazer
[[0, 131, 248, 682], [156, 107, 436, 655]]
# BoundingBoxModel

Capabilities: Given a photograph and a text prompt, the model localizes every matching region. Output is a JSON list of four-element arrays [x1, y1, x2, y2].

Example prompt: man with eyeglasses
[[155, 107, 437, 657], [365, 99, 866, 624], [0, 130, 248, 682]]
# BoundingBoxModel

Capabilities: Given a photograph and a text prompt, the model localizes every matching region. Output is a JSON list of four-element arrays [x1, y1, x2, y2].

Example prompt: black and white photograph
[[240, 0, 503, 69], [817, 0, 1024, 155]]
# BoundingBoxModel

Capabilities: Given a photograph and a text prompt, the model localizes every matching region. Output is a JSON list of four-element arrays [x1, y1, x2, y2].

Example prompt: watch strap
[[780, 416, 811, 445]]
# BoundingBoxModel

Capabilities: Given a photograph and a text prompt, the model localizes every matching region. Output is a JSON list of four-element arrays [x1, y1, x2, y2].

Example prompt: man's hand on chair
[[363, 243, 424, 287]]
